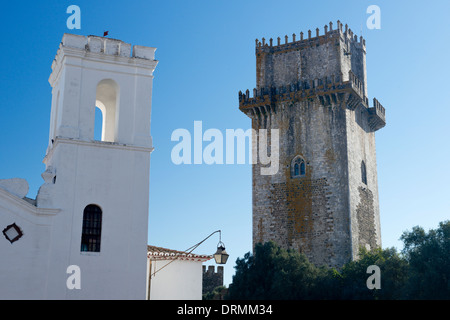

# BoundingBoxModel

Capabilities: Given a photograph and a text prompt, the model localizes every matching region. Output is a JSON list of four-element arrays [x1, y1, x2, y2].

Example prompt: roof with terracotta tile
[[147, 245, 212, 262]]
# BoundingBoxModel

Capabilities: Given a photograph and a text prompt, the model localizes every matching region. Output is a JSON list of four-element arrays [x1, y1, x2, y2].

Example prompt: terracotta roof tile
[[147, 245, 212, 262]]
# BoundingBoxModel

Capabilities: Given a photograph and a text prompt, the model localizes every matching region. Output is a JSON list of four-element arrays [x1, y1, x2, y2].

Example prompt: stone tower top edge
[[255, 20, 366, 53]]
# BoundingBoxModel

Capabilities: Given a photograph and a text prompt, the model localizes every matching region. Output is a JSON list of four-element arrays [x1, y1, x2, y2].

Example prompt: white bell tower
[[37, 34, 158, 299]]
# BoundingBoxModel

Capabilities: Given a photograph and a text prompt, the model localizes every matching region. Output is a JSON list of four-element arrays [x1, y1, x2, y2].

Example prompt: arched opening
[[291, 155, 306, 178], [81, 204, 103, 252], [95, 79, 119, 142], [300, 160, 305, 175]]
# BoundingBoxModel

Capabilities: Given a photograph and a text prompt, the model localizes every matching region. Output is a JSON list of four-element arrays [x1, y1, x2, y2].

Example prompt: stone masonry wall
[[202, 265, 224, 294], [252, 98, 352, 268], [346, 106, 382, 258], [256, 31, 342, 90]]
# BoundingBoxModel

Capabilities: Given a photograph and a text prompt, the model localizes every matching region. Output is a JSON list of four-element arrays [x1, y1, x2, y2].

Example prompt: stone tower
[[239, 21, 386, 268]]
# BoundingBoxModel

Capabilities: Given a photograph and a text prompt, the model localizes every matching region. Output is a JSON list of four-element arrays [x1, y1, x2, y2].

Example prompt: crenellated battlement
[[239, 70, 385, 132], [239, 70, 367, 110], [372, 98, 385, 116], [255, 20, 366, 54], [202, 265, 224, 294], [368, 98, 386, 131]]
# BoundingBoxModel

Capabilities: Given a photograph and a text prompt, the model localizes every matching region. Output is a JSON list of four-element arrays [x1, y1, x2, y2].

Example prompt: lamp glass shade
[[214, 245, 229, 264]]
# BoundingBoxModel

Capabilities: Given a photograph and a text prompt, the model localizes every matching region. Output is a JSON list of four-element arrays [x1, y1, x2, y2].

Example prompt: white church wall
[[0, 187, 59, 299], [42, 140, 151, 299]]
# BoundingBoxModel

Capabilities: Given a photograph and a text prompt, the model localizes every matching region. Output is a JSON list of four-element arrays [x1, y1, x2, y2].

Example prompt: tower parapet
[[368, 98, 386, 131], [60, 33, 156, 59], [242, 21, 385, 132], [240, 70, 366, 107], [49, 34, 157, 86], [255, 21, 366, 55], [239, 70, 385, 132], [254, 21, 369, 98]]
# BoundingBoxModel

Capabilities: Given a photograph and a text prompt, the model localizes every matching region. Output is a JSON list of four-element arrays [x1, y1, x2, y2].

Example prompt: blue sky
[[0, 0, 449, 286]]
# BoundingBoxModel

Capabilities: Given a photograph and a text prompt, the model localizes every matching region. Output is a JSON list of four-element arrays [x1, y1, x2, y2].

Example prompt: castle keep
[[239, 21, 386, 268]]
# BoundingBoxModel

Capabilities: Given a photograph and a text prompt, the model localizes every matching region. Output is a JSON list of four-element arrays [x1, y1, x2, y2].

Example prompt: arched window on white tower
[[81, 204, 103, 252], [95, 79, 119, 142]]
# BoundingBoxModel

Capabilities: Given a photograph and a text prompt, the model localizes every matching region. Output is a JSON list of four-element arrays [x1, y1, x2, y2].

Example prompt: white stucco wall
[[42, 142, 152, 299], [0, 187, 59, 299], [148, 259, 204, 300]]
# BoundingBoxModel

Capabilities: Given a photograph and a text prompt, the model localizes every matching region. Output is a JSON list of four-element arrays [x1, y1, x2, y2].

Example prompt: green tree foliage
[[226, 221, 449, 300], [202, 285, 228, 300], [227, 241, 327, 299], [337, 247, 408, 300], [400, 221, 450, 299]]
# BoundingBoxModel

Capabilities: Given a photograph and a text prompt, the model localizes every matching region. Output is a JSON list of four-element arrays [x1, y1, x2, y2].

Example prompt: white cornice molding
[[49, 45, 158, 87], [43, 137, 154, 164], [0, 187, 60, 217]]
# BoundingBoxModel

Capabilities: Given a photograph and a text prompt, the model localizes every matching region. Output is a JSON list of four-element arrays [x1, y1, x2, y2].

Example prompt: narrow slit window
[[361, 160, 367, 185], [81, 204, 102, 252]]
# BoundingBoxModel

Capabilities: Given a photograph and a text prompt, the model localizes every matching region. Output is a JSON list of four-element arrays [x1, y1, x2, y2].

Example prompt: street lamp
[[184, 229, 229, 265], [213, 230, 229, 264], [214, 241, 229, 264]]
